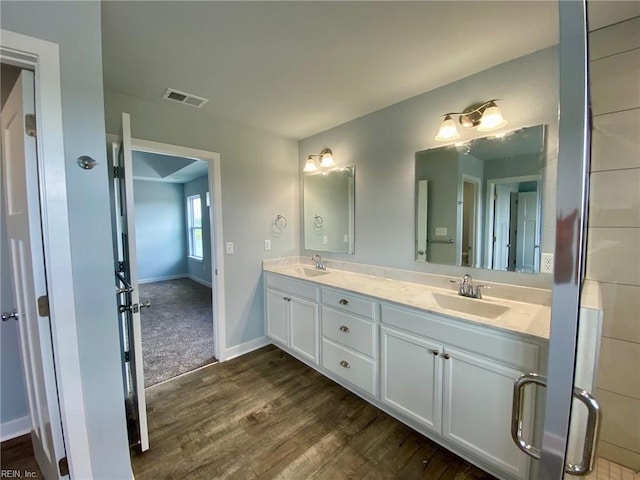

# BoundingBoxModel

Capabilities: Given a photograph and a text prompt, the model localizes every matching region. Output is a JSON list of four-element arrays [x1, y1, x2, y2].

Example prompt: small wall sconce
[[303, 148, 335, 172], [435, 100, 507, 141]]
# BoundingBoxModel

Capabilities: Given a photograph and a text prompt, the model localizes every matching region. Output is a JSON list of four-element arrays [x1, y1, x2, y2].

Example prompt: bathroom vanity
[[263, 259, 557, 480]]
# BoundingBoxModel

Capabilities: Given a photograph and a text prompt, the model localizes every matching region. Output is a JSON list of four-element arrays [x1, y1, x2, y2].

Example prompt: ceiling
[[133, 151, 208, 184], [100, 2, 637, 141]]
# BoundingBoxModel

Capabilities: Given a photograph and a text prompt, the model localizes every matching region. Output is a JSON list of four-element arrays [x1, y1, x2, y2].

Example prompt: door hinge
[[37, 295, 50, 317], [118, 261, 125, 272], [58, 456, 69, 476], [124, 350, 130, 362], [25, 114, 36, 137], [113, 166, 122, 178]]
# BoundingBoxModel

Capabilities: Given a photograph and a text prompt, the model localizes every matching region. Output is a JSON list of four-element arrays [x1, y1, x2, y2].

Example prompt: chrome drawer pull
[[432, 349, 439, 356], [339, 299, 349, 305], [442, 353, 450, 360], [340, 360, 350, 369], [339, 325, 350, 333]]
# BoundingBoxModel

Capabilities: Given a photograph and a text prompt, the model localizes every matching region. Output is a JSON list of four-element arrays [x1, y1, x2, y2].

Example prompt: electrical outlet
[[225, 242, 234, 255], [323, 235, 329, 245], [541, 253, 554, 273], [435, 227, 448, 236], [264, 239, 271, 251]]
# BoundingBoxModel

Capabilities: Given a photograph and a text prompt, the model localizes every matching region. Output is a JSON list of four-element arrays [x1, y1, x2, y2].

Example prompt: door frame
[[1, 30, 93, 478], [457, 174, 482, 268], [107, 135, 226, 361], [485, 174, 541, 270]]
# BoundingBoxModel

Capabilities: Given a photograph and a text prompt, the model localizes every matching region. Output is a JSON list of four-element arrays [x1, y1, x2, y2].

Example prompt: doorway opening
[[130, 150, 217, 386], [485, 175, 541, 272]]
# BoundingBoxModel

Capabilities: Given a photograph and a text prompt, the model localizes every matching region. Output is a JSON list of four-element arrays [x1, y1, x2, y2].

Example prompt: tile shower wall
[[586, 16, 640, 470]]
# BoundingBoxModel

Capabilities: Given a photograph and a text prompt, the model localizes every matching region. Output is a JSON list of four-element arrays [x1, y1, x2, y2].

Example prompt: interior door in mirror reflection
[[415, 124, 546, 274]]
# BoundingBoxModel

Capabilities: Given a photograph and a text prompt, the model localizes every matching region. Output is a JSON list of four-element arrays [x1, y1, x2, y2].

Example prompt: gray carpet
[[139, 278, 216, 387]]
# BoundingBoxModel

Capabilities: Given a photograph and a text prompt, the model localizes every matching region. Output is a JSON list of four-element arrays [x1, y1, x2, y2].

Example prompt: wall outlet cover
[[225, 242, 234, 255], [541, 253, 554, 273], [323, 235, 329, 245], [264, 239, 271, 251], [435, 227, 448, 236]]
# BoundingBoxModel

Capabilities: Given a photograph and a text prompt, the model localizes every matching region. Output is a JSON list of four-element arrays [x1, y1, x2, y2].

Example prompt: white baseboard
[[138, 274, 187, 284], [188, 274, 212, 288], [222, 336, 270, 362], [1, 415, 30, 442]]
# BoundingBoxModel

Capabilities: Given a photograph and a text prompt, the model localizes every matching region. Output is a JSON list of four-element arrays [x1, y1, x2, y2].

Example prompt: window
[[187, 194, 203, 259]]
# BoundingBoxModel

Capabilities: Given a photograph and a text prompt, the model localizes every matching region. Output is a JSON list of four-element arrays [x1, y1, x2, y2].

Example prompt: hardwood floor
[[0, 345, 497, 479], [0, 434, 42, 478], [133, 345, 496, 480]]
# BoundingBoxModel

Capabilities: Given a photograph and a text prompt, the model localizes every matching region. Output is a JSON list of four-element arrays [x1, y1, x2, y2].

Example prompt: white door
[[114, 112, 149, 451], [380, 326, 442, 434], [515, 191, 539, 273], [289, 296, 318, 363], [266, 289, 289, 345], [1, 70, 67, 478], [492, 185, 512, 270]]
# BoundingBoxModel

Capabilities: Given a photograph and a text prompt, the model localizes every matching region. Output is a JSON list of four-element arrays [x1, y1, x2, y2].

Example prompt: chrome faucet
[[450, 274, 490, 299], [311, 254, 326, 270]]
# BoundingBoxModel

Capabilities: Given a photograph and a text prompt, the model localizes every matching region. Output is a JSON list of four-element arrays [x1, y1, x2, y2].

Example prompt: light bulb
[[478, 104, 507, 131], [303, 157, 318, 172], [435, 115, 460, 141], [319, 151, 335, 168]]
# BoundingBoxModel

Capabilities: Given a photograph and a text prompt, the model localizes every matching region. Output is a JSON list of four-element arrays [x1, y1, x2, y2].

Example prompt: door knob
[[1, 310, 19, 321]]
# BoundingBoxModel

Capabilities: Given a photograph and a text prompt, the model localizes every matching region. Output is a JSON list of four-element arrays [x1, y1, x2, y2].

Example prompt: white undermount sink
[[430, 292, 509, 319], [296, 267, 331, 278]]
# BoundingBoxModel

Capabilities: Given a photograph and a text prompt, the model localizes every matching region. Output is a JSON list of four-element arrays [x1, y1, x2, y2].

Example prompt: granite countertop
[[264, 262, 552, 340]]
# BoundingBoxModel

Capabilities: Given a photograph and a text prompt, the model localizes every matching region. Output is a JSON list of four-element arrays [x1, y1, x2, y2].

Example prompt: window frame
[[187, 194, 203, 260]]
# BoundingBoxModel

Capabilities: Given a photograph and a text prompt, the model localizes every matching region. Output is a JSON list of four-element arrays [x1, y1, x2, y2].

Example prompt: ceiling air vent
[[162, 88, 209, 108]]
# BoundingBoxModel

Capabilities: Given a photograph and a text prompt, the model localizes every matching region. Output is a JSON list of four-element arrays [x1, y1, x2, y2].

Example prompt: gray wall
[[184, 174, 212, 285], [103, 90, 299, 348], [134, 180, 187, 282], [1, 2, 132, 478], [299, 47, 558, 284]]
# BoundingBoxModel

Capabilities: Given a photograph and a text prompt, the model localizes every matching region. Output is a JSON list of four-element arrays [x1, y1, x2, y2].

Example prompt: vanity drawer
[[322, 288, 376, 319], [381, 303, 539, 371], [266, 273, 319, 301], [321, 307, 375, 357], [322, 338, 376, 396]]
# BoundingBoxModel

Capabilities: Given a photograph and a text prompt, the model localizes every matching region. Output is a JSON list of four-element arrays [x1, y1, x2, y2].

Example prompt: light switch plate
[[264, 239, 271, 251], [225, 242, 234, 254], [323, 235, 328, 245], [541, 253, 553, 273]]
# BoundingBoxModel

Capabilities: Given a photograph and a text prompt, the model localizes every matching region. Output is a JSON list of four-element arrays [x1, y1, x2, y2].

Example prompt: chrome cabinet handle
[[339, 299, 349, 305], [339, 325, 350, 333], [283, 297, 291, 302], [432, 349, 439, 356], [340, 360, 350, 369], [442, 353, 450, 359], [1, 310, 18, 321]]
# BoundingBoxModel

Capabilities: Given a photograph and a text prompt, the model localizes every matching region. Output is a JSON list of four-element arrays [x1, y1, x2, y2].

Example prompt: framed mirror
[[415, 124, 546, 273], [303, 166, 355, 254]]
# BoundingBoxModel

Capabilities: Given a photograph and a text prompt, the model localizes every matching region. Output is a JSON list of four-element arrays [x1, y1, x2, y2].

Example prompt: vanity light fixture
[[303, 148, 335, 172], [435, 100, 507, 141]]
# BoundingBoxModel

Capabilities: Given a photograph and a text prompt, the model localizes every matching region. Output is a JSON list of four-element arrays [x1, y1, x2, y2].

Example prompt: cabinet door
[[442, 346, 532, 480], [380, 326, 442, 434], [266, 289, 288, 345], [290, 296, 319, 364]]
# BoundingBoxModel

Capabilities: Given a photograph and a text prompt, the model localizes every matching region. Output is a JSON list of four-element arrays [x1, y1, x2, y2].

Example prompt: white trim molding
[[0, 29, 93, 478], [138, 274, 188, 285], [188, 274, 212, 288], [223, 337, 270, 362], [1, 415, 31, 442]]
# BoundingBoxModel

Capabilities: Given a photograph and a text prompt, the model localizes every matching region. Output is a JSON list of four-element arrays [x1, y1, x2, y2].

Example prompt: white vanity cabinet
[[265, 274, 319, 365], [380, 303, 541, 480], [320, 288, 378, 396]]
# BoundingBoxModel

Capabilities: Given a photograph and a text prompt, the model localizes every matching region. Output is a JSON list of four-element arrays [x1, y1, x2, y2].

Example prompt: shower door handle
[[511, 373, 601, 475]]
